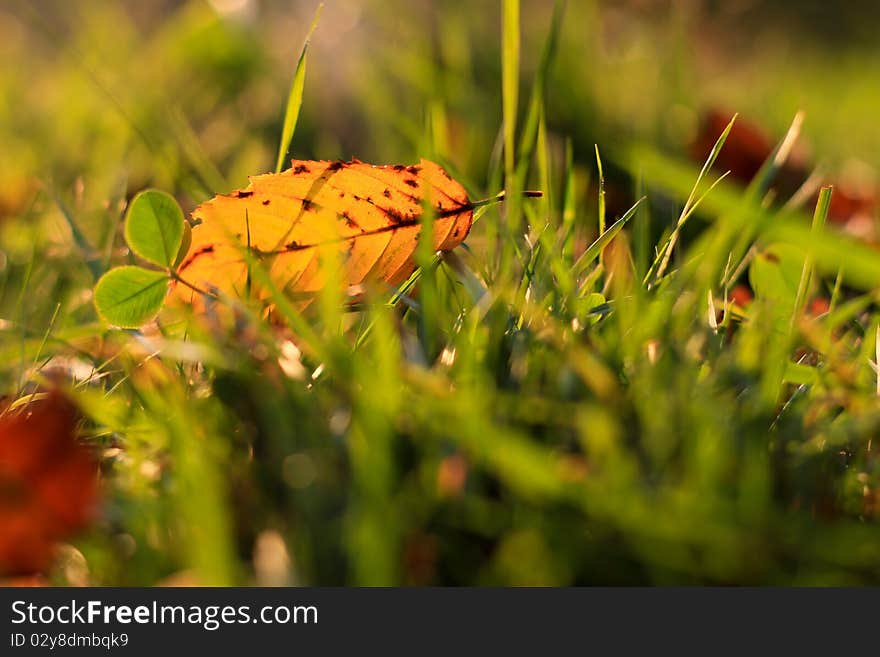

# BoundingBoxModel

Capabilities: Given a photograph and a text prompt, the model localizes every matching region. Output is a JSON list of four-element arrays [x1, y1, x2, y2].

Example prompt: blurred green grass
[[1, 0, 880, 585]]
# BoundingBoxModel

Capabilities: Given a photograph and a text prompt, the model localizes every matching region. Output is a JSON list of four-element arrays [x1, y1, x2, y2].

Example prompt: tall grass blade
[[502, 0, 520, 190], [514, 0, 565, 185], [647, 114, 736, 283], [792, 185, 832, 324], [274, 4, 323, 173], [573, 197, 645, 281]]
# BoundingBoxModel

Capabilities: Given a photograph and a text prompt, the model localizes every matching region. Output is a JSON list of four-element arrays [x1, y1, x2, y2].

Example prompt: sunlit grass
[[1, 1, 879, 586]]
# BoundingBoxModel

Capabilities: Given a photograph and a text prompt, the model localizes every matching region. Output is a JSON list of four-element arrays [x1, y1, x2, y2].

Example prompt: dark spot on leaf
[[327, 161, 345, 171], [285, 241, 302, 251], [382, 206, 407, 224], [393, 164, 406, 171], [340, 211, 360, 229], [233, 190, 253, 198], [179, 244, 215, 271], [406, 165, 421, 174], [764, 252, 780, 263], [404, 179, 418, 188], [302, 199, 316, 211], [293, 164, 310, 174], [262, 199, 271, 206], [339, 191, 345, 198], [383, 188, 391, 198]]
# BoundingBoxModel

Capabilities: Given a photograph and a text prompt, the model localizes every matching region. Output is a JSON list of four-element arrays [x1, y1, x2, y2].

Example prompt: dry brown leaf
[[173, 158, 473, 309]]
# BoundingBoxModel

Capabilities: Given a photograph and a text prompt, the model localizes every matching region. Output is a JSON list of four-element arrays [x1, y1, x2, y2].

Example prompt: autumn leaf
[[0, 392, 99, 576], [172, 158, 474, 308]]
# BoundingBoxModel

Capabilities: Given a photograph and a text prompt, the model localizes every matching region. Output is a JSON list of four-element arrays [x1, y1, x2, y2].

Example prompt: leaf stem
[[170, 271, 219, 300], [470, 190, 543, 208]]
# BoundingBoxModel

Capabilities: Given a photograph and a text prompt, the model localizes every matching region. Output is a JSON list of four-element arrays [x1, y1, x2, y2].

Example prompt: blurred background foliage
[[2, 0, 880, 585]]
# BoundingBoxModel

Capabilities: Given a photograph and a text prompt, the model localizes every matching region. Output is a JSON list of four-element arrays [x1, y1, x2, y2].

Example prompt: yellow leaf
[[174, 158, 472, 310]]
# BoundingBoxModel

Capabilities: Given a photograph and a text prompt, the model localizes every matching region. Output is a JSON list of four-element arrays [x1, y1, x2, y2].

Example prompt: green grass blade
[[514, 0, 564, 184], [747, 110, 805, 199], [573, 196, 645, 280], [792, 186, 832, 324], [561, 138, 576, 260], [595, 144, 606, 236], [274, 4, 323, 173], [46, 185, 103, 281], [647, 114, 736, 283], [633, 168, 650, 282], [502, 0, 520, 188]]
